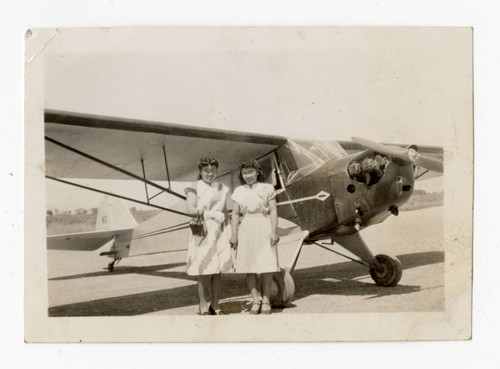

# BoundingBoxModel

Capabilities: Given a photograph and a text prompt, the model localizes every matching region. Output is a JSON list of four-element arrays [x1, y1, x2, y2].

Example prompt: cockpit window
[[278, 139, 347, 185]]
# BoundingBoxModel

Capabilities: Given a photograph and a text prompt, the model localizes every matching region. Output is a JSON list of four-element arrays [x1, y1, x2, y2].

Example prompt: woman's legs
[[198, 274, 224, 314], [247, 273, 261, 313], [247, 273, 261, 303], [260, 273, 273, 314], [210, 274, 222, 310], [197, 275, 211, 314]]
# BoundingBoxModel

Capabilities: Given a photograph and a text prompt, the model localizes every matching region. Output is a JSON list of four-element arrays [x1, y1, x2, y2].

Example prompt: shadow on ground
[[49, 262, 191, 281], [48, 251, 444, 316]]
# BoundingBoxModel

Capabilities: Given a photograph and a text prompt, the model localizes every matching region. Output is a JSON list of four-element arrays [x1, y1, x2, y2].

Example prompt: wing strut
[[414, 167, 430, 180], [45, 136, 186, 201], [163, 145, 172, 188], [45, 136, 189, 216], [45, 136, 186, 200], [46, 175, 188, 216], [142, 145, 175, 203], [140, 158, 151, 202]]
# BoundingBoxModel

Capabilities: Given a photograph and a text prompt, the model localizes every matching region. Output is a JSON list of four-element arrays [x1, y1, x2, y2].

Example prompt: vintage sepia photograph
[[24, 26, 472, 342]]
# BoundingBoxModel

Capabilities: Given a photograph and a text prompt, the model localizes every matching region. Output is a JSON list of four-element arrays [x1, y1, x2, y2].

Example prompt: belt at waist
[[242, 212, 268, 218]]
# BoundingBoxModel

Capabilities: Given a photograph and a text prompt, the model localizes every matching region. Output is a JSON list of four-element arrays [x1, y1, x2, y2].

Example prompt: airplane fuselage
[[276, 150, 415, 241]]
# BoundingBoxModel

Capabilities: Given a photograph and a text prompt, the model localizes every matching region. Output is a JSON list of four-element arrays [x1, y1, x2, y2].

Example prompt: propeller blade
[[352, 137, 443, 173], [352, 137, 412, 163], [415, 155, 444, 173]]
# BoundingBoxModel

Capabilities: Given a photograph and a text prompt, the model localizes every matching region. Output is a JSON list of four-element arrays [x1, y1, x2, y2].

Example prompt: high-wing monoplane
[[45, 110, 443, 307]]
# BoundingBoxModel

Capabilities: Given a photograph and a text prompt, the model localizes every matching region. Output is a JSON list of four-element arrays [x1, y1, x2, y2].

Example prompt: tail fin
[[95, 196, 138, 231]]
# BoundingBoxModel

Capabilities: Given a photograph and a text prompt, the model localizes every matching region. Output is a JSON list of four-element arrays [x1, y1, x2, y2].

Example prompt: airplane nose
[[391, 169, 414, 202], [394, 176, 403, 198]]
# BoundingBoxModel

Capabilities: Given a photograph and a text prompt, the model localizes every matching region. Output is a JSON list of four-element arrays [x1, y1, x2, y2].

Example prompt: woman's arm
[[223, 187, 231, 226], [230, 202, 240, 245], [186, 191, 199, 218], [269, 198, 279, 245]]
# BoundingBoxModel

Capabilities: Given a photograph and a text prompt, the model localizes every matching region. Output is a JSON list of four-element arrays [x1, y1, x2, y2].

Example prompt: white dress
[[231, 182, 280, 274], [185, 180, 232, 276]]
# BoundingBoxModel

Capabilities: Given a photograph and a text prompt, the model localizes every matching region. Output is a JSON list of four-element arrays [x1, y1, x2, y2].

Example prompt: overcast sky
[[41, 27, 468, 210]]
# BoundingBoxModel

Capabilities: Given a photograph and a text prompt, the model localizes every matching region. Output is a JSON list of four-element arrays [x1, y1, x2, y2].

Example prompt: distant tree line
[[46, 208, 98, 216], [401, 190, 443, 211], [46, 206, 162, 235], [46, 206, 161, 223]]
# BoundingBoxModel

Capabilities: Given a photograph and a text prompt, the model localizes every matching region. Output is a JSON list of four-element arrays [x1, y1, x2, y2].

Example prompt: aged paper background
[[3, 0, 499, 367], [25, 26, 471, 342]]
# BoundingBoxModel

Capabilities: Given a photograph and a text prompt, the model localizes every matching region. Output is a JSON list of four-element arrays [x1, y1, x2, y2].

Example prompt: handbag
[[189, 212, 206, 237]]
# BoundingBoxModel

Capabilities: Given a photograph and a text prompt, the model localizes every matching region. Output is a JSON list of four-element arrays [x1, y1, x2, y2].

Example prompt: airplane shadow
[[48, 251, 444, 317], [291, 250, 444, 302], [48, 262, 192, 281]]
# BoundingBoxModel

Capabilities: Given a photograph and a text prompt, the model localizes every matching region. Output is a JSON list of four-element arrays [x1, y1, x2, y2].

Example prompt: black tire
[[369, 254, 402, 287], [269, 268, 295, 308]]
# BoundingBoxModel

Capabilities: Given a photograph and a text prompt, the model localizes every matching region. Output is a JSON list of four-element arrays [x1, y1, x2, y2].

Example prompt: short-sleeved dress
[[185, 180, 232, 276], [231, 182, 280, 274]]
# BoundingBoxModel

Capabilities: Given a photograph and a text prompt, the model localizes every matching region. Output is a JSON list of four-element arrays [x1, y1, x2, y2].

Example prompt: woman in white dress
[[230, 160, 280, 314], [185, 157, 232, 315]]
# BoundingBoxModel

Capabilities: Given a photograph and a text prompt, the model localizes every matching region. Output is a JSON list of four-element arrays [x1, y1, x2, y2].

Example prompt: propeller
[[352, 137, 443, 173]]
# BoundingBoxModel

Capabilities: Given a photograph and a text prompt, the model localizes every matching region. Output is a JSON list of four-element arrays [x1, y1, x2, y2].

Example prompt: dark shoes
[[199, 302, 272, 315], [208, 305, 226, 315], [198, 304, 226, 315]]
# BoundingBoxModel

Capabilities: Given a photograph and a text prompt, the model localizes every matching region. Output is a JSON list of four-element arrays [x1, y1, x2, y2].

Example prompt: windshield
[[279, 139, 347, 184]]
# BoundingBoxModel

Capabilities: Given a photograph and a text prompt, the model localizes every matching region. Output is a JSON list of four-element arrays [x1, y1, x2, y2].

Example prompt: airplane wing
[[45, 110, 290, 255], [47, 228, 133, 251], [338, 140, 443, 160], [45, 110, 287, 182]]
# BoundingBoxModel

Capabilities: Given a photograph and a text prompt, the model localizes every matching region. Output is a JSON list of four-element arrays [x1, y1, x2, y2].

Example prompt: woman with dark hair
[[230, 159, 280, 314], [185, 156, 232, 315]]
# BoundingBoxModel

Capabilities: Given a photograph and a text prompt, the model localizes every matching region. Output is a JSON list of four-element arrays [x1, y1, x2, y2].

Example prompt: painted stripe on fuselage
[[277, 191, 331, 206]]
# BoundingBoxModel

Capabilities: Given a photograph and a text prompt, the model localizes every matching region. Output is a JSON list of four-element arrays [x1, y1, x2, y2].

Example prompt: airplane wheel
[[107, 261, 114, 272], [369, 254, 402, 287], [269, 269, 295, 308]]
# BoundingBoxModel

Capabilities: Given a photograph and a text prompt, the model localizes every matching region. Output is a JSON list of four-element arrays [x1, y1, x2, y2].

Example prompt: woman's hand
[[203, 210, 225, 223], [269, 199, 279, 246], [270, 232, 280, 246], [212, 211, 225, 223], [230, 202, 240, 248], [230, 233, 238, 246]]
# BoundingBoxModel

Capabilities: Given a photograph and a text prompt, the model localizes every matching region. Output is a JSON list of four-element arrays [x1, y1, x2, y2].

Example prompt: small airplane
[[45, 109, 443, 308]]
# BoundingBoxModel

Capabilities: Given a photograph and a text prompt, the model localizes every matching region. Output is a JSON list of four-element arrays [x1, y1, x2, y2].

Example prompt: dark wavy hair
[[197, 156, 219, 180], [239, 159, 266, 184]]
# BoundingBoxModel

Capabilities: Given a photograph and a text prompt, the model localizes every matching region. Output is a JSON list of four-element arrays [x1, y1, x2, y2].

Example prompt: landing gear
[[315, 236, 404, 287], [369, 254, 402, 287], [107, 258, 121, 272], [269, 268, 295, 308]]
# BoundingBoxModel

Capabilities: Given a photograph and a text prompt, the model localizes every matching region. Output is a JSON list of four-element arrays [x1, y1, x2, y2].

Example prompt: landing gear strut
[[315, 236, 404, 287], [107, 258, 121, 272]]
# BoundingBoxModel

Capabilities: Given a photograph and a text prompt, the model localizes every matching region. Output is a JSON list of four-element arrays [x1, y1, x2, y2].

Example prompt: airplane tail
[[47, 196, 137, 252], [95, 196, 138, 231]]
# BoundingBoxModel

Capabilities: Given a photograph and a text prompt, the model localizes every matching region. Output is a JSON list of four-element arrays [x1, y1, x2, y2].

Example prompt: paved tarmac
[[47, 206, 444, 316]]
